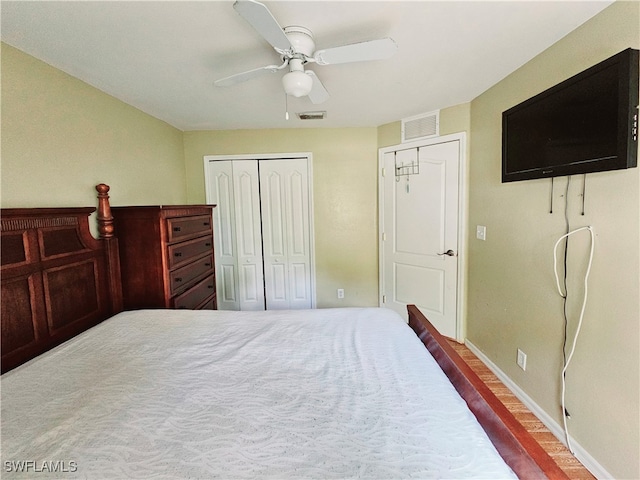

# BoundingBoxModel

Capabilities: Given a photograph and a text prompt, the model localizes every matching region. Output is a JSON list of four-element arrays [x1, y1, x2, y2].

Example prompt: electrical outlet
[[517, 348, 527, 371], [476, 225, 487, 241], [337, 288, 345, 299]]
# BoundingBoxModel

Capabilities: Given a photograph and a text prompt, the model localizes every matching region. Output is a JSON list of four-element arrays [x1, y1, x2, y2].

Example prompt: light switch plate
[[476, 225, 487, 241]]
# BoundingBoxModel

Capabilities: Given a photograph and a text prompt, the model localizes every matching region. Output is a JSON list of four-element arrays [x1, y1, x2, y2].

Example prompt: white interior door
[[259, 159, 312, 309], [381, 138, 460, 338]]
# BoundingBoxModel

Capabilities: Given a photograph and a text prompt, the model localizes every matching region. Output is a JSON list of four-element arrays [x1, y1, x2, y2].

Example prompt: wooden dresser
[[112, 205, 217, 310]]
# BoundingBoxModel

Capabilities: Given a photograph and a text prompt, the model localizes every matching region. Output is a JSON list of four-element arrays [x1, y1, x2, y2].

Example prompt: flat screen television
[[502, 48, 638, 183]]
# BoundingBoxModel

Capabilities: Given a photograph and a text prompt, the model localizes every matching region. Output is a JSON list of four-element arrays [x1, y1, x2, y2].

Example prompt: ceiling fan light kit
[[215, 0, 397, 109], [282, 69, 312, 97]]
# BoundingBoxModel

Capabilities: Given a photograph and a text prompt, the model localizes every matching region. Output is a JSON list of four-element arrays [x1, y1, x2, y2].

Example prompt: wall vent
[[401, 110, 440, 143]]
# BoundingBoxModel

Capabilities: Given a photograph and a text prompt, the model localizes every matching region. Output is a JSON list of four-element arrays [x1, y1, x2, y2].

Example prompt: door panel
[[394, 263, 444, 313], [240, 263, 261, 302], [289, 171, 307, 255], [219, 264, 237, 306], [269, 263, 287, 301], [206, 161, 239, 310], [233, 160, 266, 310], [382, 140, 459, 338], [260, 159, 312, 310], [396, 155, 445, 255], [291, 263, 309, 301]]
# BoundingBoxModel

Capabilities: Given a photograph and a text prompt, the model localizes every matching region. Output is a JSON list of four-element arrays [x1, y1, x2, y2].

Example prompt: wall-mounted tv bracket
[[549, 174, 587, 216]]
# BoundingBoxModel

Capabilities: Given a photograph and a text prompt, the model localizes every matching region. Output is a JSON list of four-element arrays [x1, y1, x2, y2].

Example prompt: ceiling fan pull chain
[[285, 93, 289, 120]]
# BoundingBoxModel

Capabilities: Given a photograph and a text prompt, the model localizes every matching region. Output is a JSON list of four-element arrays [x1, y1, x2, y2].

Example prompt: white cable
[[553, 225, 594, 454]]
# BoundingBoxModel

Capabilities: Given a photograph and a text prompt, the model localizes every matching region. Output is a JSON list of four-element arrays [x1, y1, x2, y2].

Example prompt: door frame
[[203, 152, 317, 309], [378, 132, 467, 341]]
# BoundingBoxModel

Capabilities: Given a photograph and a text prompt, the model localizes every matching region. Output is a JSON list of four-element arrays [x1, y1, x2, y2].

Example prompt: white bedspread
[[2, 308, 516, 479]]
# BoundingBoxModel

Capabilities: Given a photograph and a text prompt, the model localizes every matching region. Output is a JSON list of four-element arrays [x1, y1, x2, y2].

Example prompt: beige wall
[[467, 2, 639, 478], [1, 43, 186, 210], [183, 128, 379, 308]]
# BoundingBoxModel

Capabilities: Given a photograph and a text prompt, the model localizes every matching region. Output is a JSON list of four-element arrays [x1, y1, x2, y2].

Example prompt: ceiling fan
[[214, 0, 398, 104]]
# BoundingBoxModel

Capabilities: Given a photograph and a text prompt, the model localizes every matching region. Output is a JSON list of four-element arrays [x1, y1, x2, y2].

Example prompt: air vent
[[401, 110, 439, 143], [297, 111, 326, 120]]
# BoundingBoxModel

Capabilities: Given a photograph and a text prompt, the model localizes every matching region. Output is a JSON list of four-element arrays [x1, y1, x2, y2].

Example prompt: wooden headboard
[[1, 184, 123, 373]]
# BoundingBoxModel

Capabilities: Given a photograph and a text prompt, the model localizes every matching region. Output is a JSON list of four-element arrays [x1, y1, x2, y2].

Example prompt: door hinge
[[382, 294, 386, 303], [381, 167, 386, 177]]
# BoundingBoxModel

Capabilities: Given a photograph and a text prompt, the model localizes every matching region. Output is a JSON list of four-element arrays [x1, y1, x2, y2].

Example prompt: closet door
[[232, 160, 266, 310], [205, 155, 314, 311], [259, 159, 312, 310], [207, 161, 240, 310]]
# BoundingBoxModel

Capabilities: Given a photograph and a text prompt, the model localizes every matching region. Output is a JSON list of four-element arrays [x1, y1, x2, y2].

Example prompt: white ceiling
[[1, 1, 613, 131]]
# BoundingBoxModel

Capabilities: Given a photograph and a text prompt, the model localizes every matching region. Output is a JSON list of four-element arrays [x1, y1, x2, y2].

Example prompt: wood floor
[[446, 340, 595, 480]]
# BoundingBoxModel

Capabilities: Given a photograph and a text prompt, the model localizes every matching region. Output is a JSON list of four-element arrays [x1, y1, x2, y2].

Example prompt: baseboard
[[465, 339, 613, 480]]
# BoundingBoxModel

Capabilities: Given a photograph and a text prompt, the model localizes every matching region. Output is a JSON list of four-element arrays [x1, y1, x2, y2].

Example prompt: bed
[[0, 184, 569, 479]]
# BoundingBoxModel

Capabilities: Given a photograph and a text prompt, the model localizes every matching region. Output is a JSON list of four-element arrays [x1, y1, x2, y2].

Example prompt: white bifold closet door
[[207, 158, 312, 311], [259, 159, 312, 310]]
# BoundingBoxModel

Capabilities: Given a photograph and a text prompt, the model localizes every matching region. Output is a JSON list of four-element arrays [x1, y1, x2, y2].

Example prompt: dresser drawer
[[167, 235, 213, 269], [198, 294, 216, 310], [169, 254, 213, 295], [173, 274, 215, 309], [167, 215, 212, 243]]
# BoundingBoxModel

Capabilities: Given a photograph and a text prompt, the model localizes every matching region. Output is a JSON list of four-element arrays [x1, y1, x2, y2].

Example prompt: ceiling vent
[[297, 111, 326, 120], [401, 110, 439, 143]]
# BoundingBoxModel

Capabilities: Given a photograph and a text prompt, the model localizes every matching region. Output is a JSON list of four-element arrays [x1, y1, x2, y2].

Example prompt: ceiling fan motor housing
[[281, 26, 314, 97], [283, 26, 315, 57]]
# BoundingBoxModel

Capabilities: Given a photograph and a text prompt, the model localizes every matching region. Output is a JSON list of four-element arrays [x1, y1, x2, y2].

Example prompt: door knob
[[437, 249, 456, 257]]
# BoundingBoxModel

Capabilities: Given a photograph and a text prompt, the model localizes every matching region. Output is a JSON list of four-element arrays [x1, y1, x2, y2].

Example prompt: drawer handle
[[208, 285, 214, 289], [175, 277, 182, 283], [205, 263, 211, 267], [203, 222, 210, 226], [205, 242, 211, 247], [175, 252, 182, 257], [173, 226, 181, 232]]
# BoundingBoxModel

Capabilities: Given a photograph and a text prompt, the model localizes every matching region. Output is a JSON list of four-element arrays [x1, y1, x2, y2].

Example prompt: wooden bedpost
[[96, 184, 123, 314], [96, 183, 115, 239]]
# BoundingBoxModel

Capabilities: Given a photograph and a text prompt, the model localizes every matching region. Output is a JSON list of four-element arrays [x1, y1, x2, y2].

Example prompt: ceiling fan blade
[[313, 37, 397, 66], [233, 0, 292, 53], [214, 64, 280, 87], [306, 71, 329, 104]]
